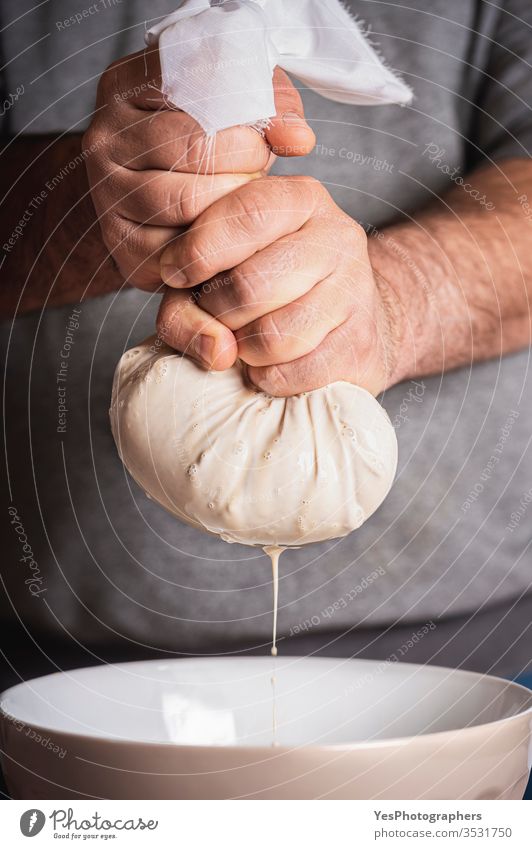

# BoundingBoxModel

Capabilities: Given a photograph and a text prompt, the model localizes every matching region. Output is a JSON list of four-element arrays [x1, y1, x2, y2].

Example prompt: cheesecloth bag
[[110, 340, 398, 547], [145, 0, 412, 135]]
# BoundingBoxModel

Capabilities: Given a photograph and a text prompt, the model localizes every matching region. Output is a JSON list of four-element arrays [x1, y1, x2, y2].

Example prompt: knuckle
[[357, 318, 377, 357], [116, 216, 142, 254], [274, 237, 304, 272], [82, 123, 108, 160], [228, 190, 270, 234], [115, 216, 159, 267], [271, 174, 325, 216], [97, 207, 163, 290], [341, 315, 374, 360], [348, 218, 367, 248], [98, 168, 125, 209], [236, 128, 270, 169], [256, 364, 291, 396], [175, 180, 198, 224], [255, 236, 303, 278], [148, 177, 175, 221], [333, 273, 356, 308], [229, 263, 261, 307], [294, 174, 320, 191], [350, 218, 366, 240], [184, 128, 212, 173], [97, 61, 120, 103], [179, 233, 215, 281], [251, 313, 285, 358], [329, 216, 367, 261], [292, 174, 322, 201]]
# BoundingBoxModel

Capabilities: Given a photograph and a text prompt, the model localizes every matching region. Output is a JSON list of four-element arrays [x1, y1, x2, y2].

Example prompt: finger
[[102, 215, 180, 290], [111, 167, 262, 227], [86, 154, 177, 286], [160, 175, 324, 287], [247, 314, 380, 396], [97, 50, 272, 174], [157, 287, 237, 370], [106, 56, 311, 166], [236, 271, 361, 366], [113, 111, 273, 174], [197, 216, 345, 329], [99, 48, 165, 111], [264, 68, 316, 157]]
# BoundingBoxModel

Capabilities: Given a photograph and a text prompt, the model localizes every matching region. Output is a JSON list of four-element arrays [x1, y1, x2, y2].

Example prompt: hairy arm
[[157, 158, 532, 395], [371, 158, 532, 389], [0, 134, 122, 318]]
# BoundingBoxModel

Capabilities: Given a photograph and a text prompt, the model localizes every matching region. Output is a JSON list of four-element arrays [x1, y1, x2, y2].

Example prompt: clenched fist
[[157, 175, 403, 396], [83, 48, 315, 291]]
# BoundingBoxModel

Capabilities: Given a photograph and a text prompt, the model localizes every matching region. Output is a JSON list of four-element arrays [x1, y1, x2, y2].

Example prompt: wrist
[[368, 227, 435, 389], [372, 267, 408, 390], [2, 134, 123, 317]]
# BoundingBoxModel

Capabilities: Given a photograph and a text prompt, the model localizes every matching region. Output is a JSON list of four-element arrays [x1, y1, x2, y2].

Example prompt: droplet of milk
[[220, 533, 235, 544]]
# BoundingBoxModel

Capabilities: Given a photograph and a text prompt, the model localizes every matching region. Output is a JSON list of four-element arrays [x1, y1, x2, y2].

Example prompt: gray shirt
[[1, 0, 531, 652]]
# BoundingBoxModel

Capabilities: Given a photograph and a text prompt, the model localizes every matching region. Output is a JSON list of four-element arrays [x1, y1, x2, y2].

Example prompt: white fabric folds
[[110, 339, 398, 547], [146, 0, 412, 135]]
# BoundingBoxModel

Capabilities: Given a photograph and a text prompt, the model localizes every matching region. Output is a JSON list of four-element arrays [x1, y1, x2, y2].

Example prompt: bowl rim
[[1, 656, 531, 754]]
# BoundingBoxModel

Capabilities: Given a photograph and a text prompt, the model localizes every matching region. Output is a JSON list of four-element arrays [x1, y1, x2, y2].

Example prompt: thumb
[[264, 67, 316, 157]]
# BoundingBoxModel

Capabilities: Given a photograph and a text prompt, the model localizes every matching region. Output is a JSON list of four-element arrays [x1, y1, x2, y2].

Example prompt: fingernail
[[161, 265, 188, 287], [282, 110, 308, 129], [193, 334, 214, 367]]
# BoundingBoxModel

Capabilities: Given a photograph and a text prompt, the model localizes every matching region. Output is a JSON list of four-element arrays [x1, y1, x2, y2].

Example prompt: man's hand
[[83, 49, 315, 294], [156, 176, 404, 394]]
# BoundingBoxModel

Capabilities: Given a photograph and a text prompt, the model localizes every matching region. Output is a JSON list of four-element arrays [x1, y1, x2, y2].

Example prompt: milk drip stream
[[111, 340, 399, 747], [263, 545, 284, 657], [263, 545, 284, 746]]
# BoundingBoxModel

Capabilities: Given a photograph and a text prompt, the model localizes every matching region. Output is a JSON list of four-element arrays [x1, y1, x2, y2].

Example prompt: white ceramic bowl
[[1, 657, 531, 799]]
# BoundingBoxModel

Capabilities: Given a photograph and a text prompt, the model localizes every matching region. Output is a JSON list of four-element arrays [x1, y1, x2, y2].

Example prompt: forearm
[[0, 134, 122, 318], [369, 158, 532, 388]]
